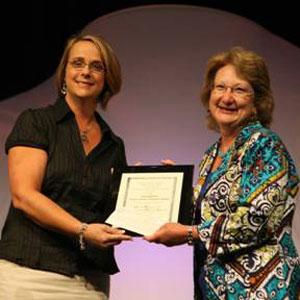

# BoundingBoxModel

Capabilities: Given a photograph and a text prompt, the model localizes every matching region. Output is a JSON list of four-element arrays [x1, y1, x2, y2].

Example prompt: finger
[[143, 233, 156, 242], [101, 241, 119, 248], [108, 233, 132, 242], [103, 236, 132, 247], [161, 159, 175, 165], [104, 240, 127, 247], [106, 226, 126, 235]]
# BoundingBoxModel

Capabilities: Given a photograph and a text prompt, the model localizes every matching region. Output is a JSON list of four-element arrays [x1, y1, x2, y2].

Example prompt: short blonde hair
[[200, 47, 274, 131], [55, 33, 122, 109]]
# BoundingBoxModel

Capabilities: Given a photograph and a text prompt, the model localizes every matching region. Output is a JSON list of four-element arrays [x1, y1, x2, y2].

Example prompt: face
[[64, 40, 105, 102], [209, 64, 256, 133]]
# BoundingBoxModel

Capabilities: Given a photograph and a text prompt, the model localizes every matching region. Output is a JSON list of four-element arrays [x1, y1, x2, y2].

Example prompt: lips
[[217, 105, 237, 112], [78, 81, 93, 84], [76, 81, 94, 86]]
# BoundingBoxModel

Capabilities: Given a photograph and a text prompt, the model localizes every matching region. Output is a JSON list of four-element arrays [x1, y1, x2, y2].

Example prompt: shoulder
[[5, 102, 58, 154], [251, 126, 280, 141], [241, 125, 297, 174], [14, 102, 57, 127], [240, 126, 299, 198], [246, 127, 286, 154], [238, 123, 284, 153], [112, 134, 125, 146]]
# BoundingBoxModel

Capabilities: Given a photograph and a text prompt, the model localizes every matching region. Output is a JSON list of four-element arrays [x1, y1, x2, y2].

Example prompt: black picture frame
[[109, 164, 194, 236]]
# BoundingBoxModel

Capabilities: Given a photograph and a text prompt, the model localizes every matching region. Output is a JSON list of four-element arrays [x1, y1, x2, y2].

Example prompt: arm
[[145, 133, 299, 251], [8, 146, 131, 248], [144, 223, 199, 247]]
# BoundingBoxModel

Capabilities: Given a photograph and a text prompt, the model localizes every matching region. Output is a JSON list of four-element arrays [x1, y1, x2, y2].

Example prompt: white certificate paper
[[106, 172, 184, 235]]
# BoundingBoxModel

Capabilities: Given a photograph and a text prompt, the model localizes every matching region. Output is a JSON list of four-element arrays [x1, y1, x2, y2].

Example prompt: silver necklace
[[80, 122, 93, 143], [217, 145, 232, 159], [217, 148, 227, 159]]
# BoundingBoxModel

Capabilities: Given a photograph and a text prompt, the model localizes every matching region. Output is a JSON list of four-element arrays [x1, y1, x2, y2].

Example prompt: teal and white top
[[193, 121, 300, 300]]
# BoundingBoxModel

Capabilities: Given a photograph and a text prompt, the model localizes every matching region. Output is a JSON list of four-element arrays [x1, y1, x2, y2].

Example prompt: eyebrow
[[215, 82, 250, 86], [70, 56, 103, 62]]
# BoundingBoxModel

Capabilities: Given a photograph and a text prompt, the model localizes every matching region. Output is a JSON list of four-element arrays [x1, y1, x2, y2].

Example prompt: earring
[[61, 82, 67, 95]]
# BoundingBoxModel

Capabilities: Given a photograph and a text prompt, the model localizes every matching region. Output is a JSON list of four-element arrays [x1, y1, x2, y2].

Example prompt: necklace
[[217, 148, 227, 159], [80, 121, 94, 143], [217, 145, 233, 159]]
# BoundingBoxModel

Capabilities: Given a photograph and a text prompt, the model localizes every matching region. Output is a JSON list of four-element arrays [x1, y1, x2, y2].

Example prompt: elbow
[[10, 189, 31, 211], [11, 193, 24, 210]]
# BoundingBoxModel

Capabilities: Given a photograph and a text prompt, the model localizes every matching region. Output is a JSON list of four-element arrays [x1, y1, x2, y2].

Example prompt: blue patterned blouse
[[193, 121, 300, 300]]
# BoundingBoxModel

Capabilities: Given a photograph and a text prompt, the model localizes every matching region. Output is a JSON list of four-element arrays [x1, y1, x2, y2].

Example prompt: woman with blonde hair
[[0, 33, 131, 299]]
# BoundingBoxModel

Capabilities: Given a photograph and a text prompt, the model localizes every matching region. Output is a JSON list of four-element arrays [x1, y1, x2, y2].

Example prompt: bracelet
[[79, 223, 88, 251], [187, 226, 194, 246]]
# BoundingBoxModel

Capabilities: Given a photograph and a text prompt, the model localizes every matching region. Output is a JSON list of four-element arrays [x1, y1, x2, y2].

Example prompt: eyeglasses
[[212, 83, 253, 98], [68, 59, 105, 74]]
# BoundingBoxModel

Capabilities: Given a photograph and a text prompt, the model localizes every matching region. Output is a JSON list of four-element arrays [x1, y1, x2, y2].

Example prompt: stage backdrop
[[0, 5, 299, 300]]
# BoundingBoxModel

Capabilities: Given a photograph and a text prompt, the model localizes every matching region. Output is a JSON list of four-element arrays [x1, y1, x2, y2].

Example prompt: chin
[[217, 119, 241, 130], [216, 116, 237, 125], [75, 93, 95, 99]]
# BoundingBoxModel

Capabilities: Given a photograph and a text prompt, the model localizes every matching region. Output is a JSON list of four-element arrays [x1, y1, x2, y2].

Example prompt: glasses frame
[[68, 58, 106, 75], [212, 83, 254, 98]]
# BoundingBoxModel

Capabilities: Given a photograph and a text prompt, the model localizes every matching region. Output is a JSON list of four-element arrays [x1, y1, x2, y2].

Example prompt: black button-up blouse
[[0, 97, 127, 276]]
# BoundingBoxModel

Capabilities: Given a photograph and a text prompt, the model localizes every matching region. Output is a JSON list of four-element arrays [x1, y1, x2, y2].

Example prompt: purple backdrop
[[0, 5, 299, 299]]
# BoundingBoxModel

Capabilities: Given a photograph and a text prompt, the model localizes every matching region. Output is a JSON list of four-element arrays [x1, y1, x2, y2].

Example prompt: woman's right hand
[[144, 222, 188, 247], [83, 223, 132, 248]]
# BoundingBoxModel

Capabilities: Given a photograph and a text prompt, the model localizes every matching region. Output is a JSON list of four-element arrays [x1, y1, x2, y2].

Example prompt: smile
[[217, 105, 237, 112], [76, 81, 94, 87]]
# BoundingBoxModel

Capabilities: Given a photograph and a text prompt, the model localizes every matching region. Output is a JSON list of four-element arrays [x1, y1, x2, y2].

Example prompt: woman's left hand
[[84, 224, 132, 248], [161, 159, 175, 165], [144, 223, 188, 247]]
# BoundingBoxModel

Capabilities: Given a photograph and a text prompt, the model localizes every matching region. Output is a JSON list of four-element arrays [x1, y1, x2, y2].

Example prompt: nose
[[221, 87, 235, 102], [80, 64, 91, 75], [224, 86, 232, 93]]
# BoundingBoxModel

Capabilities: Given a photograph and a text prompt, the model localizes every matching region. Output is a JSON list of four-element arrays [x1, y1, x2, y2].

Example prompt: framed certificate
[[105, 165, 194, 236]]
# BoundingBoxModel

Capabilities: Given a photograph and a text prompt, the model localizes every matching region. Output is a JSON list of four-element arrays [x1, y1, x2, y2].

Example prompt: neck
[[65, 94, 97, 122], [219, 128, 239, 152]]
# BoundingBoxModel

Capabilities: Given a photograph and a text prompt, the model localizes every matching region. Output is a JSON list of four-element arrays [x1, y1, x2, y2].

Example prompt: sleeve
[[118, 139, 127, 167], [197, 132, 300, 257], [5, 109, 49, 154]]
